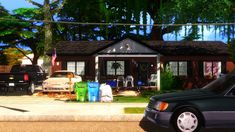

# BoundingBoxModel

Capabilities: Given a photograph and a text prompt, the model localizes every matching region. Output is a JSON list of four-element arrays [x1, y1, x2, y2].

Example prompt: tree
[[26, 0, 67, 54], [58, 0, 235, 41], [0, 4, 37, 64], [2, 48, 27, 66]]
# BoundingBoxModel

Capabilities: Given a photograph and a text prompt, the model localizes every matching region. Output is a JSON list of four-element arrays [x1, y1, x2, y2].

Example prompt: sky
[[0, 0, 42, 11], [0, 0, 230, 43]]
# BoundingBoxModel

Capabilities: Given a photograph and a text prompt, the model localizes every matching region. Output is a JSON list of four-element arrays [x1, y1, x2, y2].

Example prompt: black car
[[143, 74, 235, 132], [0, 65, 46, 94]]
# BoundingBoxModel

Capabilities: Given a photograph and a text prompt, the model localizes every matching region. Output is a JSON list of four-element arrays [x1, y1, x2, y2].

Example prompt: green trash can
[[74, 82, 88, 102]]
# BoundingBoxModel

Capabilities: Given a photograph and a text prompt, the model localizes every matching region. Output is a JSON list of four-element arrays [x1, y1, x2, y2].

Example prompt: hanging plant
[[111, 62, 122, 69]]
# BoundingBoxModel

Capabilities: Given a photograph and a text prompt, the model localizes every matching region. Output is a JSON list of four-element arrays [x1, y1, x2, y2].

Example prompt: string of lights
[[0, 18, 235, 27]]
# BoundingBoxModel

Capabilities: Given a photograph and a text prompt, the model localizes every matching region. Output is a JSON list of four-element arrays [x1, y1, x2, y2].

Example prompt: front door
[[137, 62, 150, 86]]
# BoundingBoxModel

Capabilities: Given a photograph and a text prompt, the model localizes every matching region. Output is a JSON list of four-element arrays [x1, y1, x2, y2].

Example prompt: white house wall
[[99, 38, 158, 54]]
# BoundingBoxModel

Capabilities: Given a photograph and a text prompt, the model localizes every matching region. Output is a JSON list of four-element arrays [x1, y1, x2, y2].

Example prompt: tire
[[28, 82, 35, 95], [172, 107, 202, 132]]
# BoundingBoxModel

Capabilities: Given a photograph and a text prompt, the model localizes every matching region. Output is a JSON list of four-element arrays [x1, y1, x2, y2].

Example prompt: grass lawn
[[124, 107, 146, 114], [113, 96, 149, 103]]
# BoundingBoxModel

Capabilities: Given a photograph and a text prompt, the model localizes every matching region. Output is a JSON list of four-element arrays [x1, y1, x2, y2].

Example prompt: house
[[47, 37, 235, 90]]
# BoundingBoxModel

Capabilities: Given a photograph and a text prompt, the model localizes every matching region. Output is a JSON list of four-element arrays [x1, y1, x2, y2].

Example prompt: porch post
[[157, 54, 161, 91], [95, 56, 99, 82]]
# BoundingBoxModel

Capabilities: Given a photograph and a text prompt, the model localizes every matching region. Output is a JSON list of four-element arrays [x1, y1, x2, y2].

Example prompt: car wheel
[[172, 107, 202, 132], [28, 82, 35, 95]]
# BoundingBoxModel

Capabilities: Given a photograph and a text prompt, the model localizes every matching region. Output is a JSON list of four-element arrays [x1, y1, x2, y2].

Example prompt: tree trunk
[[32, 55, 40, 65], [151, 26, 164, 40], [43, 0, 53, 54]]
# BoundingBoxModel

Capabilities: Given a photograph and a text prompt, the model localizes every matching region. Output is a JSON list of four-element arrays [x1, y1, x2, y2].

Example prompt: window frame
[[67, 61, 85, 75], [106, 60, 125, 76], [203, 61, 221, 78], [168, 61, 188, 76]]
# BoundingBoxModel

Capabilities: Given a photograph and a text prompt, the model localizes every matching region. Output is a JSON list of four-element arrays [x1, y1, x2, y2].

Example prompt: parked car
[[0, 64, 46, 95], [142, 73, 235, 132], [42, 70, 82, 92]]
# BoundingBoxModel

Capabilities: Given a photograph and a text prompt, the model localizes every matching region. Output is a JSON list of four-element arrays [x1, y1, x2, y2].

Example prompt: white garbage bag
[[100, 83, 113, 102]]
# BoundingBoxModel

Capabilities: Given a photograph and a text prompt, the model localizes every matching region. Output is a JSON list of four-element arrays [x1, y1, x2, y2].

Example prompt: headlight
[[42, 82, 48, 86], [154, 101, 169, 111], [65, 82, 71, 85]]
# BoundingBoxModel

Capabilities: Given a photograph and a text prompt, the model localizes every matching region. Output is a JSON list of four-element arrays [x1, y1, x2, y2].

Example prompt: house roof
[[48, 38, 228, 56], [50, 41, 112, 55], [144, 41, 228, 56]]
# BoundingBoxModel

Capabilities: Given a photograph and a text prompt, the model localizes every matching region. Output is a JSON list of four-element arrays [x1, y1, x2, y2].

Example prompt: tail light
[[24, 74, 29, 81]]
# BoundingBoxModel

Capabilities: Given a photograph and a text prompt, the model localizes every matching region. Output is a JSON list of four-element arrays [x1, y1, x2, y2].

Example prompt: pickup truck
[[0, 65, 47, 95]]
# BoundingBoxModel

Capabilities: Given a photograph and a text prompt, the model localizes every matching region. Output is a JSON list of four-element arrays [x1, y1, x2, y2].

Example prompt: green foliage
[[160, 65, 184, 91], [160, 65, 175, 91], [57, 0, 235, 41], [2, 48, 26, 66]]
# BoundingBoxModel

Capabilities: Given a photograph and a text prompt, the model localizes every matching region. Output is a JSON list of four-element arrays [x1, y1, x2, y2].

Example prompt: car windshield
[[202, 74, 235, 94], [50, 72, 74, 78]]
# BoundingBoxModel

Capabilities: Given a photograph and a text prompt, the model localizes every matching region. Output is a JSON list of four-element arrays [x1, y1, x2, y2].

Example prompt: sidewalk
[[0, 95, 148, 122]]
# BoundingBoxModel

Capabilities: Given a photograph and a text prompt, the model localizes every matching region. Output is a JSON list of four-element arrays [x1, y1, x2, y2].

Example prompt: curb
[[0, 114, 144, 122]]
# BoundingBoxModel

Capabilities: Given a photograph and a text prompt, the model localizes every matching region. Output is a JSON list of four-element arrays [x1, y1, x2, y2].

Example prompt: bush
[[160, 65, 184, 91]]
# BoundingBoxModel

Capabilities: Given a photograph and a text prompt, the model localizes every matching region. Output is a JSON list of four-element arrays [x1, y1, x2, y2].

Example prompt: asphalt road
[[0, 121, 235, 132], [1, 92, 235, 132]]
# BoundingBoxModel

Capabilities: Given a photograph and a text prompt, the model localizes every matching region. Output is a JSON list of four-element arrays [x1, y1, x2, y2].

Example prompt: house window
[[67, 61, 85, 75], [107, 61, 125, 75], [204, 61, 221, 78], [169, 61, 187, 76]]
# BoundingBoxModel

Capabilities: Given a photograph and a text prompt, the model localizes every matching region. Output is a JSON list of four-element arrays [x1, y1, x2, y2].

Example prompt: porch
[[95, 55, 161, 91]]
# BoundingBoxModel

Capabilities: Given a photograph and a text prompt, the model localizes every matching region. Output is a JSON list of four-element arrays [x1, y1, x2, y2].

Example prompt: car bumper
[[42, 85, 73, 92], [144, 107, 172, 128]]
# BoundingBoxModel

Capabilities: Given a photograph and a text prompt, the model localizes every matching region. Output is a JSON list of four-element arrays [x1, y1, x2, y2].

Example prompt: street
[[0, 93, 235, 132], [0, 121, 235, 132]]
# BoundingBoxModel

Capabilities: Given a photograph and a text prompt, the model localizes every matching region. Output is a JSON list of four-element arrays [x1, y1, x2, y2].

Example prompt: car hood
[[152, 89, 217, 102], [43, 78, 73, 84]]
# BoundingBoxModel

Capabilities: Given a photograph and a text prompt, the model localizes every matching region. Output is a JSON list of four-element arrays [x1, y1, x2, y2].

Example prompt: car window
[[225, 85, 235, 96], [202, 75, 235, 94], [51, 72, 74, 78]]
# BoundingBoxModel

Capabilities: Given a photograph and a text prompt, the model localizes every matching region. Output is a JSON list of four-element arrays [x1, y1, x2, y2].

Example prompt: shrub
[[160, 65, 184, 91], [160, 65, 175, 91]]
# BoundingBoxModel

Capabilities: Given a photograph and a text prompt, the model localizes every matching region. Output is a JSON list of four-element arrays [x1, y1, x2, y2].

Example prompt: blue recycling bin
[[88, 82, 100, 102]]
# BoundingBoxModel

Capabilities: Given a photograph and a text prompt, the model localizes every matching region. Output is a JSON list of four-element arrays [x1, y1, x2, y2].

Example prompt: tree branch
[[26, 0, 43, 8], [51, 0, 60, 5], [51, 0, 67, 14], [11, 45, 33, 64]]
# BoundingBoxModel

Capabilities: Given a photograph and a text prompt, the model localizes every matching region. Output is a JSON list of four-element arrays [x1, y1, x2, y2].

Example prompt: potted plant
[[111, 62, 122, 70]]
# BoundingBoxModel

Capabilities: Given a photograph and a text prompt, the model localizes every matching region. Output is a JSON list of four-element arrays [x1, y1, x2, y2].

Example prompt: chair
[[125, 75, 134, 87], [149, 74, 158, 86], [116, 76, 125, 87]]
